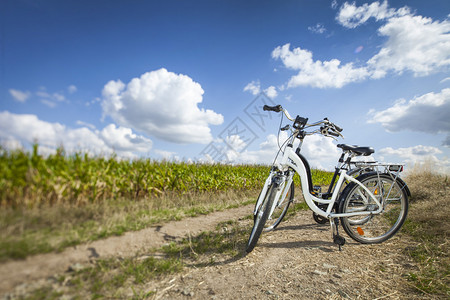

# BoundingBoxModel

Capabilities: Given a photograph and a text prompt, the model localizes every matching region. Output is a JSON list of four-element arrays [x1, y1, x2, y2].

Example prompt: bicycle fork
[[268, 173, 294, 219]]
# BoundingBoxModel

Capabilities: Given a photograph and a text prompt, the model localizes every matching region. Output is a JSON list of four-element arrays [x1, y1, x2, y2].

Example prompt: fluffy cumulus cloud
[[230, 133, 287, 165], [0, 111, 152, 158], [264, 86, 278, 99], [339, 0, 450, 78], [99, 124, 152, 153], [227, 132, 340, 170], [101, 68, 224, 144], [298, 135, 341, 169], [273, 1, 450, 89], [368, 15, 450, 78], [272, 44, 369, 88], [368, 88, 450, 134]]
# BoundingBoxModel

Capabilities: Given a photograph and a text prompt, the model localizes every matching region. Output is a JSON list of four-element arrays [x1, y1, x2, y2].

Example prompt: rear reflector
[[357, 227, 364, 235]]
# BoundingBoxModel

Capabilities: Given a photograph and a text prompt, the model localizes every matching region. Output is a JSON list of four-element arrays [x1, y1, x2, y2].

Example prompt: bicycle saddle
[[337, 144, 374, 156]]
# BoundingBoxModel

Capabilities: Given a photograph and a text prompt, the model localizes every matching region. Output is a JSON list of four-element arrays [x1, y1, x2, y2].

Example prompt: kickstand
[[330, 218, 346, 251]]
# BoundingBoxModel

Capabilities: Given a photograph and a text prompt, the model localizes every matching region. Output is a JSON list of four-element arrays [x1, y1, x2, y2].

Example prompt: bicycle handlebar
[[264, 104, 344, 139]]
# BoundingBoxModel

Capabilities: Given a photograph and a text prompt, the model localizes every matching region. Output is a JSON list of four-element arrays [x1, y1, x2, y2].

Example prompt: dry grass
[[403, 166, 449, 296], [0, 189, 258, 262]]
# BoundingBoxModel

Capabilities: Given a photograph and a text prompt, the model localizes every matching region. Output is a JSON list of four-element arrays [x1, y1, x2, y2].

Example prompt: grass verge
[[0, 189, 257, 262], [16, 220, 250, 299], [403, 170, 449, 297]]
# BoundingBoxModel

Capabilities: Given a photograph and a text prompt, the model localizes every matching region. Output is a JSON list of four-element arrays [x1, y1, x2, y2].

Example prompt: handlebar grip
[[263, 105, 282, 112], [334, 124, 343, 132]]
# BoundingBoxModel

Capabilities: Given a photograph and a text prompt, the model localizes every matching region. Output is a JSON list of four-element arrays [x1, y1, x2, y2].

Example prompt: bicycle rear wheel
[[246, 183, 277, 253], [264, 182, 294, 231], [339, 173, 409, 244]]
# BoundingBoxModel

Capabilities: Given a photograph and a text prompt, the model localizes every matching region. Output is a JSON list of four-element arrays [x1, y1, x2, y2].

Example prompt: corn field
[[0, 144, 333, 208]]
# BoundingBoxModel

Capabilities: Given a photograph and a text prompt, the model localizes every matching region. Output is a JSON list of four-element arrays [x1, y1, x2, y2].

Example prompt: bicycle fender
[[395, 177, 411, 197]]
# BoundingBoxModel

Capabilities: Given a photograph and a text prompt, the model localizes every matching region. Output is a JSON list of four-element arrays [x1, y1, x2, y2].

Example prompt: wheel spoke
[[340, 173, 408, 244]]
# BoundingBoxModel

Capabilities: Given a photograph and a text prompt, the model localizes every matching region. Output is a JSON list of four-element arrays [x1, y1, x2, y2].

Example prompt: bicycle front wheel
[[339, 173, 409, 244], [264, 182, 294, 232], [246, 183, 277, 253]]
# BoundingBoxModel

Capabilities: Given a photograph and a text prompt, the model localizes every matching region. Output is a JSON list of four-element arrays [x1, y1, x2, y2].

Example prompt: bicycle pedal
[[333, 234, 346, 251]]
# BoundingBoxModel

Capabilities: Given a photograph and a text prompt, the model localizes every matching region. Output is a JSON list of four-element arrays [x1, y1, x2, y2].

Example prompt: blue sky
[[1, 0, 449, 172]]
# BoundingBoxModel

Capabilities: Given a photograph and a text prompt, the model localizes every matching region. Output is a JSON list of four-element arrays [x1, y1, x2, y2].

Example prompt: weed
[[25, 221, 248, 299], [403, 170, 450, 297], [0, 145, 332, 261]]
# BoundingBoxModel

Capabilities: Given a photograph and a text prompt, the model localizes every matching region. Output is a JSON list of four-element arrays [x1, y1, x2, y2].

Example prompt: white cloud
[[226, 132, 340, 170], [99, 124, 152, 153], [1, 138, 23, 151], [154, 149, 178, 160], [367, 14, 450, 78], [101, 68, 224, 144], [68, 85, 77, 94], [52, 93, 66, 102], [440, 77, 450, 84], [0, 111, 152, 159], [36, 91, 50, 98], [232, 134, 283, 165], [243, 80, 261, 95], [76, 120, 96, 130], [379, 145, 449, 174], [9, 89, 31, 102], [244, 81, 277, 98], [336, 0, 410, 28], [300, 135, 341, 169], [272, 43, 369, 88], [368, 88, 450, 134], [331, 0, 338, 10], [273, 2, 450, 89], [264, 86, 278, 99], [41, 99, 57, 108], [35, 87, 70, 107], [308, 23, 327, 34]]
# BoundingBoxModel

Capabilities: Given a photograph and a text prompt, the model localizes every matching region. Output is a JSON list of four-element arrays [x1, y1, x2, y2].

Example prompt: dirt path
[[1, 204, 429, 299], [146, 210, 427, 300], [0, 204, 254, 295]]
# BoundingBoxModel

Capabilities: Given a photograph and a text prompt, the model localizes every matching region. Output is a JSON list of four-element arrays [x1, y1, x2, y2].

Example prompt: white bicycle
[[246, 105, 410, 253]]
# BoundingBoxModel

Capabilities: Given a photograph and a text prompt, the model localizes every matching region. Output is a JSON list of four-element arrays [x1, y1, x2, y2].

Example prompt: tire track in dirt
[[147, 210, 426, 300], [0, 204, 254, 295], [2, 204, 428, 299]]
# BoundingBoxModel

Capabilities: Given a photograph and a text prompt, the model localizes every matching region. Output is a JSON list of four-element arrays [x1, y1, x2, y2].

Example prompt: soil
[[0, 203, 433, 299]]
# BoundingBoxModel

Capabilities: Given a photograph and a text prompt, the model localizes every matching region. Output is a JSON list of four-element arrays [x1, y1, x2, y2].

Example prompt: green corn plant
[[0, 144, 333, 208]]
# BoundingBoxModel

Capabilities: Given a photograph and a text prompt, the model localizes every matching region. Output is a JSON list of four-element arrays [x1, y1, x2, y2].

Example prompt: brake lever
[[321, 127, 344, 140]]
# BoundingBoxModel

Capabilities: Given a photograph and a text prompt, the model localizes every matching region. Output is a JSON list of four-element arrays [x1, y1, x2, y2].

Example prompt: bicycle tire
[[246, 183, 277, 253], [339, 173, 409, 244], [264, 183, 294, 231]]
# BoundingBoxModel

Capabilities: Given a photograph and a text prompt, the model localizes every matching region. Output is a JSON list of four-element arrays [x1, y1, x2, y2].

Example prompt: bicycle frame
[[247, 104, 410, 252], [254, 143, 384, 221]]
